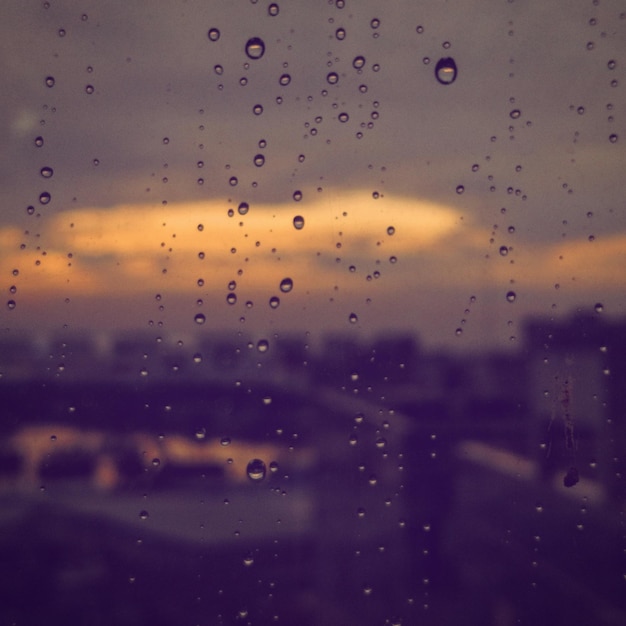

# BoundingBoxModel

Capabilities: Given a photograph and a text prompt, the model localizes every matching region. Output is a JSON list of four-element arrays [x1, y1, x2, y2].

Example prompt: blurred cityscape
[[0, 308, 625, 625]]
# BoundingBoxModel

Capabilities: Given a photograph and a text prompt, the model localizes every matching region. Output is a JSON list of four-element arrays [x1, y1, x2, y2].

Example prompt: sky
[[1, 0, 625, 352]]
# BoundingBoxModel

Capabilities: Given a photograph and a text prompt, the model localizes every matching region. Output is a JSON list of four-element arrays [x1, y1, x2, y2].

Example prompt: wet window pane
[[1, 2, 625, 625]]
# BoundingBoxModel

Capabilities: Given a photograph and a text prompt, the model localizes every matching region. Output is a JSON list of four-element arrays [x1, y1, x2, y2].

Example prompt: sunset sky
[[1, 0, 624, 351]]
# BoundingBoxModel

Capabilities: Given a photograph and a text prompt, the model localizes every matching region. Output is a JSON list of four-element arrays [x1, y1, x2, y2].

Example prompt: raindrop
[[609, 133, 618, 143], [238, 202, 249, 215], [243, 553, 254, 566], [279, 277, 293, 293], [85, 84, 94, 94], [196, 428, 207, 440], [214, 64, 223, 75], [247, 458, 267, 481], [253, 104, 264, 115], [40, 167, 54, 178], [34, 136, 44, 147], [594, 302, 604, 313], [245, 37, 265, 60], [370, 18, 380, 29], [279, 73, 291, 86], [510, 109, 521, 119], [257, 339, 269, 353], [335, 28, 346, 40], [226, 293, 237, 305], [7, 300, 16, 311], [352, 56, 366, 69], [348, 312, 358, 324], [387, 226, 395, 236], [269, 296, 280, 309], [434, 57, 457, 85], [268, 3, 279, 16], [293, 215, 305, 229], [292, 190, 302, 201], [338, 112, 349, 122], [207, 28, 220, 41], [499, 246, 508, 256], [139, 510, 149, 520], [253, 154, 265, 166], [455, 185, 465, 194], [45, 76, 55, 88], [326, 72, 339, 85], [607, 59, 616, 70], [505, 291, 516, 303], [229, 176, 238, 186], [194, 313, 206, 324], [39, 192, 51, 205]]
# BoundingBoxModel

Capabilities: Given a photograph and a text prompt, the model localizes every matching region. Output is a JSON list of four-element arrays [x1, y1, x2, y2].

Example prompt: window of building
[[1, 2, 624, 624]]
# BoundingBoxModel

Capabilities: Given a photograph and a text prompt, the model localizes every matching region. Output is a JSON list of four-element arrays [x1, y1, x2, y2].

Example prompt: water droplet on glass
[[34, 136, 44, 147], [499, 246, 508, 256], [455, 185, 465, 194], [40, 167, 53, 178], [349, 312, 358, 324], [39, 192, 51, 205], [594, 302, 604, 313], [247, 458, 267, 481], [268, 3, 279, 16], [609, 133, 618, 143], [238, 201, 249, 215], [195, 427, 207, 440], [243, 553, 254, 566], [292, 190, 302, 201], [7, 300, 16, 311], [352, 56, 366, 69], [85, 84, 94, 94], [207, 28, 220, 41], [509, 109, 521, 119], [226, 293, 237, 305], [434, 58, 457, 85], [279, 73, 291, 86], [257, 339, 269, 353], [370, 18, 380, 29], [245, 37, 265, 60], [139, 510, 149, 520], [269, 296, 280, 309], [505, 291, 516, 303], [293, 215, 305, 230], [194, 313, 206, 324], [253, 104, 264, 115], [253, 153, 265, 166], [338, 112, 349, 122], [387, 226, 395, 236], [326, 72, 339, 85], [279, 277, 293, 293], [45, 76, 55, 88], [335, 28, 346, 40]]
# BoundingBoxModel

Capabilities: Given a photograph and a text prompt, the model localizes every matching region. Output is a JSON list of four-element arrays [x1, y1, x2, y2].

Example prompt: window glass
[[1, 1, 624, 624]]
